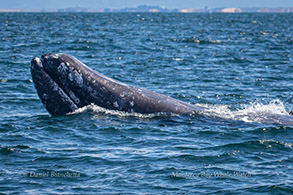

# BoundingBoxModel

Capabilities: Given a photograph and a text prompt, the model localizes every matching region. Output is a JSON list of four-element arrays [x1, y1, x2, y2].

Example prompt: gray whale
[[31, 53, 207, 116]]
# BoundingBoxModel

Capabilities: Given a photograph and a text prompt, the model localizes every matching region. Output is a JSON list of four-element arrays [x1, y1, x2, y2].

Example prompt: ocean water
[[0, 12, 293, 194]]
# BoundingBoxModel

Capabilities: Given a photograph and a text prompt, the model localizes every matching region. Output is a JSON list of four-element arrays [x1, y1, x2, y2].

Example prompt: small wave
[[206, 139, 292, 151], [258, 139, 292, 148], [70, 103, 177, 119], [201, 99, 293, 125], [0, 146, 15, 155], [0, 145, 30, 155], [170, 37, 222, 44]]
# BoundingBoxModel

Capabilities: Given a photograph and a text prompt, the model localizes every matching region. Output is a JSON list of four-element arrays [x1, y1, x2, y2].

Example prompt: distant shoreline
[[0, 5, 293, 13]]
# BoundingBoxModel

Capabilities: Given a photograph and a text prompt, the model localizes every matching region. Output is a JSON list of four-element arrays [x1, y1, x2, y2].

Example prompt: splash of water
[[71, 103, 176, 119], [70, 100, 293, 125], [202, 99, 293, 125]]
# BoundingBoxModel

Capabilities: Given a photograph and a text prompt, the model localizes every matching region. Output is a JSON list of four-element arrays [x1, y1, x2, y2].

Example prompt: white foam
[[70, 103, 175, 119], [69, 100, 293, 125], [201, 99, 293, 125]]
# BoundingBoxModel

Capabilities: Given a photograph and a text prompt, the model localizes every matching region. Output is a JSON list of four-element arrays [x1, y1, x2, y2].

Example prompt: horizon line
[[0, 5, 293, 13]]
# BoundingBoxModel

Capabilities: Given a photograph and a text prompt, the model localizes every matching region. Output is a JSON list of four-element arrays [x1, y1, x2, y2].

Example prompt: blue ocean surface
[[0, 13, 293, 194]]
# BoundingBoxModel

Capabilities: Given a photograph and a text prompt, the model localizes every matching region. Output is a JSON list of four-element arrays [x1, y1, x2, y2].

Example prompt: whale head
[[31, 53, 87, 116]]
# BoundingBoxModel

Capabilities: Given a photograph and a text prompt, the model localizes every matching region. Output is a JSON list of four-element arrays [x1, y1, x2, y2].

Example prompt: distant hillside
[[1, 5, 293, 13]]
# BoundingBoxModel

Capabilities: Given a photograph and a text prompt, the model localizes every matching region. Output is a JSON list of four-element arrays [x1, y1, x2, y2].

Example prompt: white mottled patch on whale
[[113, 101, 119, 108], [68, 72, 74, 81], [68, 71, 83, 87], [51, 53, 60, 59], [53, 85, 59, 91], [87, 85, 93, 92], [68, 91, 80, 104], [120, 91, 133, 98], [130, 101, 134, 107], [120, 92, 125, 97], [42, 93, 48, 99], [57, 62, 68, 74]]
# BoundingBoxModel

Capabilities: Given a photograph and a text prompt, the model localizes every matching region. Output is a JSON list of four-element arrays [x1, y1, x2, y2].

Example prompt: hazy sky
[[1, 0, 293, 9]]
